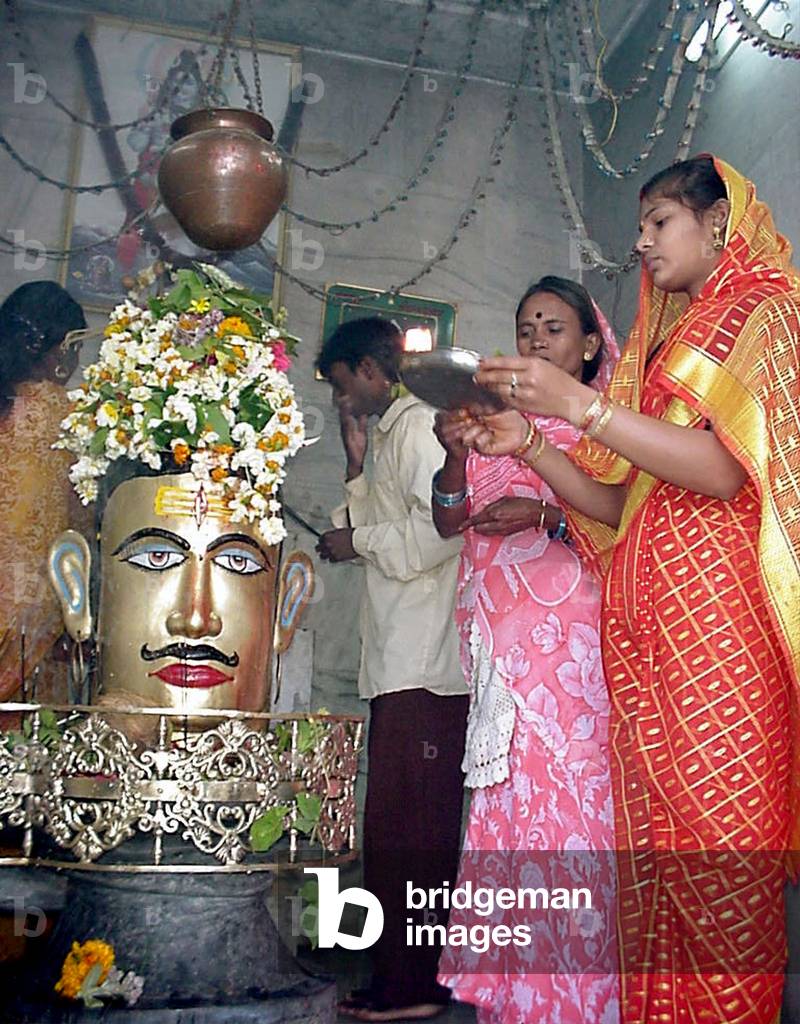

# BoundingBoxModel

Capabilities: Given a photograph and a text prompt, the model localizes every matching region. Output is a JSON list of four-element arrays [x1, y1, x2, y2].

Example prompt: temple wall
[[581, 0, 800, 336], [0, 5, 583, 831]]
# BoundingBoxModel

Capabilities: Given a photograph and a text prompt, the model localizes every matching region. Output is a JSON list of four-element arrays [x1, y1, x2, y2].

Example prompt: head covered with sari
[[460, 276, 620, 650], [567, 156, 800, 859], [571, 157, 800, 672]]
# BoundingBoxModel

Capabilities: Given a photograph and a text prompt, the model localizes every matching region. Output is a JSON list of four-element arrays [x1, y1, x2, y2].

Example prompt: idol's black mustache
[[140, 643, 239, 667]]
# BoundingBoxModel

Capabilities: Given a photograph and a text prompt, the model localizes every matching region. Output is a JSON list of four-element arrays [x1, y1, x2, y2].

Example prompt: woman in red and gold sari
[[454, 155, 800, 1023]]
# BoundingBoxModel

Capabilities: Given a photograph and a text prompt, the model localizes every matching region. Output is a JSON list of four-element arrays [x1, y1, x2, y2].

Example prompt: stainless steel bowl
[[399, 347, 505, 411]]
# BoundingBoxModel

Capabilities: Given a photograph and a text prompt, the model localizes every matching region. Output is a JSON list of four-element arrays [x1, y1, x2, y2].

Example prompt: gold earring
[[712, 224, 724, 251], [583, 350, 593, 362]]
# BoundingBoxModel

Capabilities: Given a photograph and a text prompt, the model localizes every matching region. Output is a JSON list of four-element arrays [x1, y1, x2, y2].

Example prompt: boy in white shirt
[[316, 318, 468, 1022]]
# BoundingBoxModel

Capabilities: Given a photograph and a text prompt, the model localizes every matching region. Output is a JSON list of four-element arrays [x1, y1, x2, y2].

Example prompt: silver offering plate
[[400, 347, 505, 411]]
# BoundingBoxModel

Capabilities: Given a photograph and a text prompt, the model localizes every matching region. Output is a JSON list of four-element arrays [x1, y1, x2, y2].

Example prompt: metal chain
[[565, 0, 683, 103], [531, 9, 638, 275], [676, 0, 721, 159], [227, 43, 257, 111], [275, 0, 438, 176], [245, 0, 264, 114], [0, 199, 160, 262], [206, 0, 242, 96], [0, 130, 150, 192], [282, 1, 486, 232], [569, 4, 704, 178], [268, 25, 531, 303], [728, 0, 800, 58], [3, 0, 224, 134]]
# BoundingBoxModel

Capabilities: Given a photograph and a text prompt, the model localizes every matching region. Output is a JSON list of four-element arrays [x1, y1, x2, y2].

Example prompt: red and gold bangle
[[585, 398, 615, 439], [513, 420, 537, 459], [523, 431, 546, 467], [537, 499, 547, 531], [578, 394, 605, 432]]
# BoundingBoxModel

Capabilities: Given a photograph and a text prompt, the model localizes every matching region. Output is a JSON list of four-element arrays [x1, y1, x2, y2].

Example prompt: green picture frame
[[320, 283, 457, 351]]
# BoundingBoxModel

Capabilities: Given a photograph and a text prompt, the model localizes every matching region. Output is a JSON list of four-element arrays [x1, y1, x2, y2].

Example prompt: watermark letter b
[[8, 63, 46, 104], [305, 867, 384, 950], [10, 230, 45, 271], [13, 898, 45, 938], [288, 229, 325, 272]]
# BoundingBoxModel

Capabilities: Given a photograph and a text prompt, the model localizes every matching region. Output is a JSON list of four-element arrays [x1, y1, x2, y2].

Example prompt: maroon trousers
[[362, 688, 469, 1009]]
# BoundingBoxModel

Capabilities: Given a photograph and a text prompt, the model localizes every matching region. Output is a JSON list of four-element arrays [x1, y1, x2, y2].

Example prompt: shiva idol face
[[99, 473, 276, 714], [53, 472, 278, 719]]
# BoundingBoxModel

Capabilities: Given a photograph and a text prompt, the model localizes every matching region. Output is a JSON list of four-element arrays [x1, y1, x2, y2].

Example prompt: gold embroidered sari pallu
[[566, 158, 800, 1023]]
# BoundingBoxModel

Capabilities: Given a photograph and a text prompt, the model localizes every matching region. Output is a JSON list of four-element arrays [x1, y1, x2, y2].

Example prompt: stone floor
[[300, 944, 477, 1023], [336, 1001, 476, 1023]]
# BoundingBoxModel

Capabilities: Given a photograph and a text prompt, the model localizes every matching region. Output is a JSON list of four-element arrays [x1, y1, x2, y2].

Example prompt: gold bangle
[[583, 395, 609, 435], [513, 420, 537, 458], [585, 399, 615, 439], [537, 499, 546, 531], [579, 394, 604, 432], [521, 430, 546, 467]]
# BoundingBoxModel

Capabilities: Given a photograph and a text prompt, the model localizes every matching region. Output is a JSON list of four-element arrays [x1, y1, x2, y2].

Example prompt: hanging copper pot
[[157, 108, 287, 252]]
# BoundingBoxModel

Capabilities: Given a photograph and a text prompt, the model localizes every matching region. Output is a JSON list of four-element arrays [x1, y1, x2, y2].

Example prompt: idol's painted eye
[[213, 547, 264, 575], [123, 546, 187, 572]]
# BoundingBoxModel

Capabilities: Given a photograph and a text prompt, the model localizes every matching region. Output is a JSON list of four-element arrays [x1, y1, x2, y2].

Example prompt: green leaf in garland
[[204, 405, 232, 445], [239, 385, 274, 432], [151, 423, 176, 449], [143, 398, 163, 421], [78, 962, 104, 1001], [176, 344, 207, 361], [245, 289, 275, 308], [299, 879, 320, 948], [89, 427, 109, 456], [272, 722, 292, 753], [163, 280, 191, 310]]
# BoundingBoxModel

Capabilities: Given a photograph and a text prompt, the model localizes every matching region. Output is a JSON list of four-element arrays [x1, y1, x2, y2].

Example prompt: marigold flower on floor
[[55, 939, 114, 999]]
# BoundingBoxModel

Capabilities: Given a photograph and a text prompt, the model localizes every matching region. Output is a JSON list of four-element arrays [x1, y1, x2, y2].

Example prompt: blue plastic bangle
[[432, 469, 467, 508], [547, 511, 568, 542]]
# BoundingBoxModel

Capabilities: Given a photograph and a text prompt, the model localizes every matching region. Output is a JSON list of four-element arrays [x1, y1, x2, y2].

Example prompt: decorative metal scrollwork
[[0, 704, 364, 870]]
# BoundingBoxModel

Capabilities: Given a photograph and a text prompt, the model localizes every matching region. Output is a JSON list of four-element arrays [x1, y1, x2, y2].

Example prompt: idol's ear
[[48, 530, 92, 642], [274, 551, 315, 654]]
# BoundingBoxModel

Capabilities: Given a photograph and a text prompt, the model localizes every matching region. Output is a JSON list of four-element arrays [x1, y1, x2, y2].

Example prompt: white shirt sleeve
[[349, 408, 462, 581]]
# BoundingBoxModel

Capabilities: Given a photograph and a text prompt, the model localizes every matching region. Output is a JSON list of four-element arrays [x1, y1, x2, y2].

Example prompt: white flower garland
[[55, 267, 304, 545]]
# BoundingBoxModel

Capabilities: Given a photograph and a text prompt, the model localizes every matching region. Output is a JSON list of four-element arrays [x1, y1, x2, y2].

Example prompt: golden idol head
[[50, 467, 279, 720]]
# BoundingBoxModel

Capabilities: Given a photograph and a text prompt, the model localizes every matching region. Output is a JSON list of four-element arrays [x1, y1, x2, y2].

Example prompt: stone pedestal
[[3, 840, 336, 1022]]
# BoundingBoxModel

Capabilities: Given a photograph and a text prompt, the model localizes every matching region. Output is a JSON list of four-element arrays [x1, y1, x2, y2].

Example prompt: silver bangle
[[432, 469, 467, 507]]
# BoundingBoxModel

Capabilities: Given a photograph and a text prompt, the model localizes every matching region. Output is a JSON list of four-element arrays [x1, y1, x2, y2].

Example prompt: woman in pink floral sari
[[432, 277, 619, 1024]]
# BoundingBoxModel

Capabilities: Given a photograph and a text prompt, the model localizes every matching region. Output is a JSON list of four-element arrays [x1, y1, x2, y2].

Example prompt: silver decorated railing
[[0, 703, 364, 872]]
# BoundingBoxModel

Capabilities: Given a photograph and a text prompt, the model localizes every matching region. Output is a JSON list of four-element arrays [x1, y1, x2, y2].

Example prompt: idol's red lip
[[148, 663, 233, 688]]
